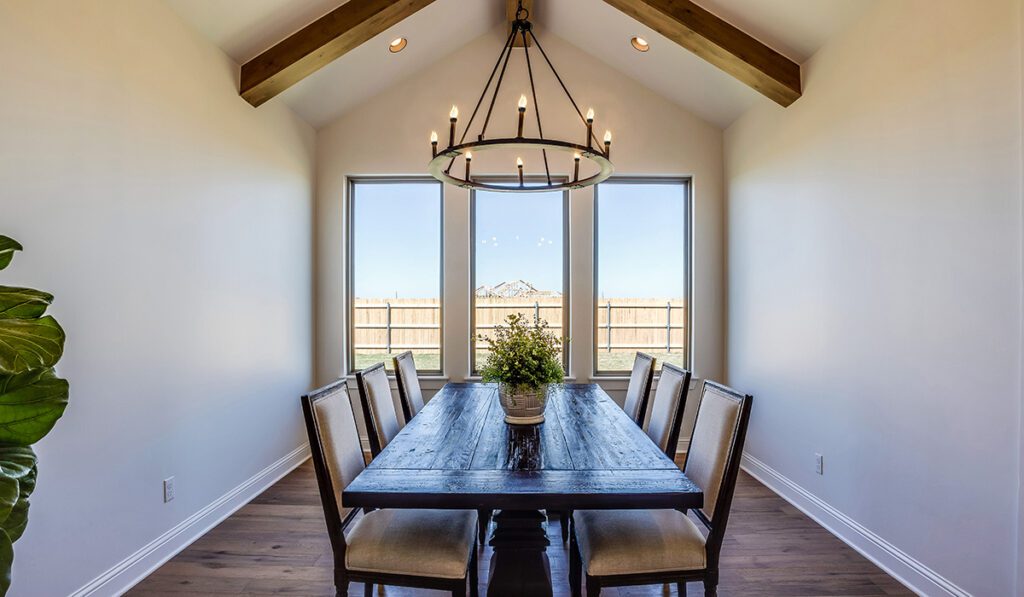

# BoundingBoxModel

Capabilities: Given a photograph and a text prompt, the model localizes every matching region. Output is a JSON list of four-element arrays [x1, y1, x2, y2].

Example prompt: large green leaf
[[3, 465, 34, 544], [0, 528, 11, 597], [0, 238, 20, 272], [0, 448, 37, 595], [0, 287, 52, 320], [0, 371, 68, 445], [0, 317, 65, 375]]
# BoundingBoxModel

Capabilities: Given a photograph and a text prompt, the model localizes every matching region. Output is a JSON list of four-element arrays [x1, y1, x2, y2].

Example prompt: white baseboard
[[70, 445, 311, 597], [741, 453, 970, 597]]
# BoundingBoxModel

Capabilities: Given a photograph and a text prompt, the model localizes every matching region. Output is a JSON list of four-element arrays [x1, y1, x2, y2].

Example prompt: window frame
[[469, 177, 571, 376], [346, 176, 445, 376], [592, 176, 693, 377]]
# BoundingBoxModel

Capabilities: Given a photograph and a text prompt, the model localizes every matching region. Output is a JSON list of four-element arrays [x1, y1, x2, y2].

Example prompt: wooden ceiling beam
[[240, 0, 439, 107], [602, 0, 801, 106], [507, 0, 534, 47]]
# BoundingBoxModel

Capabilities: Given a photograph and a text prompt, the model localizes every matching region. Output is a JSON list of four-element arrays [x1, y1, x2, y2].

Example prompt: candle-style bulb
[[604, 130, 612, 143], [516, 157, 524, 168], [430, 131, 438, 143], [450, 105, 459, 119], [518, 94, 528, 110], [466, 151, 473, 161], [586, 108, 595, 122], [574, 152, 581, 160]]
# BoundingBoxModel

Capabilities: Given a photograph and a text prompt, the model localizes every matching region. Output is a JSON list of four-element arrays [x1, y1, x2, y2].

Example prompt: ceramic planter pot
[[498, 383, 548, 425]]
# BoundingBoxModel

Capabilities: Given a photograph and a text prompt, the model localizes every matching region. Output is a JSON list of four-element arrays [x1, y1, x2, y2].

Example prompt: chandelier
[[427, 2, 614, 193]]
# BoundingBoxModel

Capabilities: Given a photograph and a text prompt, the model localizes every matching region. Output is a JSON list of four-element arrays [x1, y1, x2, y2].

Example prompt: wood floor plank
[[129, 460, 913, 596]]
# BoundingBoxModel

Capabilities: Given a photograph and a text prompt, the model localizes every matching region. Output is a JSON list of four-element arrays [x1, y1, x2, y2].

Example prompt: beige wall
[[316, 27, 726, 403], [725, 1, 1021, 594], [0, 1, 315, 594]]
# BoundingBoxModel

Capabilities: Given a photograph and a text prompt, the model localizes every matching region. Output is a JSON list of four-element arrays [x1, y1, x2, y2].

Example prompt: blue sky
[[352, 181, 688, 299]]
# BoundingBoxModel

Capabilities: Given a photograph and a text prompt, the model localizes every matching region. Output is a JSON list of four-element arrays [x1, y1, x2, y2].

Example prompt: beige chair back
[[684, 382, 750, 522], [644, 363, 691, 457], [622, 352, 656, 425], [356, 362, 402, 456], [301, 380, 366, 538], [393, 351, 425, 422]]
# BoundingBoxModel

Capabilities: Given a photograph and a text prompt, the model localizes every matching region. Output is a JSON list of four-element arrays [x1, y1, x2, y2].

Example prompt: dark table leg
[[487, 509, 552, 597]]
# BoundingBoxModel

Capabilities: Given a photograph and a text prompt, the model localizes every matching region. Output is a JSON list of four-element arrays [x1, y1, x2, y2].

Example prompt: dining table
[[343, 382, 703, 597]]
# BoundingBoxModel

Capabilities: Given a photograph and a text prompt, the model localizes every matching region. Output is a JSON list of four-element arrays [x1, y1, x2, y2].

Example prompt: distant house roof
[[475, 280, 561, 299]]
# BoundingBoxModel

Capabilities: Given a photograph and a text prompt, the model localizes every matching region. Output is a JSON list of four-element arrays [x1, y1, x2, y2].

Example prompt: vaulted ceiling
[[165, 0, 873, 129]]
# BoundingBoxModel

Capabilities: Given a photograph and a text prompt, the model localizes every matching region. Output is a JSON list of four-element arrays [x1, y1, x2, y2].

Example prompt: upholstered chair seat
[[573, 509, 706, 576], [301, 378, 479, 596], [569, 381, 753, 597], [346, 509, 477, 579]]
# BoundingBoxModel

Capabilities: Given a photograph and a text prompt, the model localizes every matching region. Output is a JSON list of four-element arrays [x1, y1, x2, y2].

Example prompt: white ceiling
[[165, 0, 874, 129]]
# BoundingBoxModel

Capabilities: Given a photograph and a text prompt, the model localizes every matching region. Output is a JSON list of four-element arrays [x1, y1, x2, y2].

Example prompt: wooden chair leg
[[469, 542, 479, 597], [452, 580, 467, 597], [364, 582, 373, 597], [703, 578, 717, 597], [334, 568, 348, 597], [477, 509, 492, 546], [586, 576, 601, 597], [678, 581, 687, 596], [569, 533, 582, 597], [560, 510, 571, 543]]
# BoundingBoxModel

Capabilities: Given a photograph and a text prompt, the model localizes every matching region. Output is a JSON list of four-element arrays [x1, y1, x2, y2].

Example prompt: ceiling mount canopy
[[428, 1, 614, 193]]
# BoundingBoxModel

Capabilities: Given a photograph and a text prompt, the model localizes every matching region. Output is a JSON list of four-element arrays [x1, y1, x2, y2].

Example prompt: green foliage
[[0, 240, 21, 273], [478, 313, 564, 392], [0, 236, 68, 595]]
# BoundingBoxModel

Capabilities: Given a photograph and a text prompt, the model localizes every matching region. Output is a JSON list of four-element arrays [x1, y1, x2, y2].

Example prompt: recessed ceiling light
[[631, 36, 649, 52], [389, 37, 407, 53]]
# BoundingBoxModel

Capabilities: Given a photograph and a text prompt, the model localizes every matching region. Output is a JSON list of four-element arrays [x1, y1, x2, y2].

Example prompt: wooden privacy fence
[[352, 297, 686, 354]]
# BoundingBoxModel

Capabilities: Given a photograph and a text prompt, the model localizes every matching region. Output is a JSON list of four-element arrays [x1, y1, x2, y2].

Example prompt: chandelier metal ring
[[427, 0, 615, 192], [428, 138, 613, 192]]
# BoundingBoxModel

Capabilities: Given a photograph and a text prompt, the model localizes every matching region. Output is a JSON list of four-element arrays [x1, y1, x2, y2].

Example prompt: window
[[348, 179, 443, 373], [594, 179, 691, 374], [471, 185, 569, 373]]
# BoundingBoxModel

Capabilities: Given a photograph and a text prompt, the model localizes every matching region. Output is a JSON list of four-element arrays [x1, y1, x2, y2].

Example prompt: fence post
[[385, 301, 392, 354], [666, 301, 672, 353], [534, 301, 540, 322], [606, 301, 612, 353]]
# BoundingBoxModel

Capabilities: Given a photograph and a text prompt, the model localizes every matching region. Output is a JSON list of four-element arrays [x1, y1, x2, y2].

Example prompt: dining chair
[[355, 362, 403, 457], [569, 381, 753, 597], [393, 351, 425, 422], [621, 352, 656, 426], [301, 380, 479, 597], [643, 363, 692, 458]]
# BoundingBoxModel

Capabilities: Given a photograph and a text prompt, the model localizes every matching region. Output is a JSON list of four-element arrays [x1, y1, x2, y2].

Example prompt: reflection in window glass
[[595, 180, 690, 373], [349, 180, 442, 372], [472, 188, 567, 372]]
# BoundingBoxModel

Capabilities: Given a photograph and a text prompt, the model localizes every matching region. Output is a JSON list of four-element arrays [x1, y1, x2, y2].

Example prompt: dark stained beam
[[602, 0, 801, 106], [507, 0, 534, 47], [240, 0, 439, 107]]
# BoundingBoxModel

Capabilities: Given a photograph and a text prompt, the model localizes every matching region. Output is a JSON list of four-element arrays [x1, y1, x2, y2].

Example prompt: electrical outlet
[[814, 453, 824, 475], [163, 477, 175, 503]]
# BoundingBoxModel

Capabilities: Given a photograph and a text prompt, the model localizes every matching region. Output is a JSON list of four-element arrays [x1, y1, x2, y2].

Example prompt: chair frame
[[355, 362, 395, 458], [392, 350, 422, 423], [570, 381, 752, 597], [650, 363, 693, 459], [626, 352, 657, 427], [302, 381, 479, 597]]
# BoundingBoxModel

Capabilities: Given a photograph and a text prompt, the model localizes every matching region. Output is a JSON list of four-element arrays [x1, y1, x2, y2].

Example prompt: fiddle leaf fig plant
[[0, 236, 68, 595]]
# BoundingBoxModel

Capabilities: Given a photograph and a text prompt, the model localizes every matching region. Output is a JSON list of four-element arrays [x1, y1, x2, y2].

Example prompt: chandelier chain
[[521, 27, 552, 185], [446, 23, 521, 174], [527, 29, 603, 149]]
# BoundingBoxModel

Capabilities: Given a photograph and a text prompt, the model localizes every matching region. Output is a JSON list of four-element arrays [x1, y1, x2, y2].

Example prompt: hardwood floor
[[130, 460, 911, 596]]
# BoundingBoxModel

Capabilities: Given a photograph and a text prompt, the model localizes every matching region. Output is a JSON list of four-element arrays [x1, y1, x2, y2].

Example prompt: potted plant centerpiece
[[478, 313, 564, 425]]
